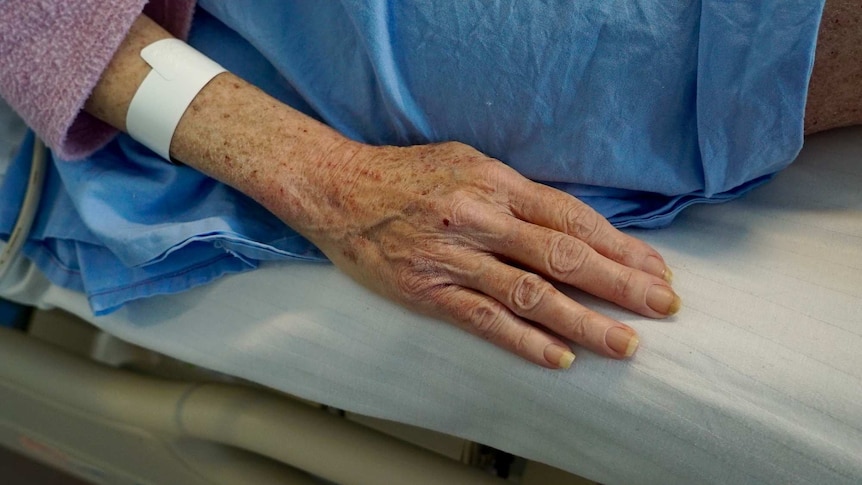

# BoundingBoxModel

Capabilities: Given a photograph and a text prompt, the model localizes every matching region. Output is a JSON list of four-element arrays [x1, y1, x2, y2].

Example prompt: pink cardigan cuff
[[0, 0, 197, 160]]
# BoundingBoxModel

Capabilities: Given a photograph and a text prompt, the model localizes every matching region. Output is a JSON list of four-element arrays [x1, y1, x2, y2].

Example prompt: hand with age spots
[[274, 140, 681, 369], [81, 16, 679, 369]]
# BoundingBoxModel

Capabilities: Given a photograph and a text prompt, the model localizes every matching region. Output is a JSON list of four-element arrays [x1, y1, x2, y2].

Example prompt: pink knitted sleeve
[[0, 0, 197, 160]]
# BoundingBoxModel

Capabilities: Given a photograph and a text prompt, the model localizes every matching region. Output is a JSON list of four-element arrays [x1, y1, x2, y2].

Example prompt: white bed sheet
[[2, 123, 861, 484]]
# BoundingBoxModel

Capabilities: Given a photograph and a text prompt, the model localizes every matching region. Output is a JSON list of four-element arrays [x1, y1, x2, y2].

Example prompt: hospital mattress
[[1, 121, 861, 484]]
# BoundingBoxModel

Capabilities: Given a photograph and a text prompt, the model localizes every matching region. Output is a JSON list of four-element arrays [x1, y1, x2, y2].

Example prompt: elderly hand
[[83, 16, 678, 369], [271, 140, 680, 369]]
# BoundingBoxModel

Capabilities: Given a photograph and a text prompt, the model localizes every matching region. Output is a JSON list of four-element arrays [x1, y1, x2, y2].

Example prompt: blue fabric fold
[[0, 133, 326, 315], [0, 1, 825, 313]]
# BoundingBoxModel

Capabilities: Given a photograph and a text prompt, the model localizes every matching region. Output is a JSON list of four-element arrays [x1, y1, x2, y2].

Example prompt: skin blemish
[[443, 218, 450, 227], [342, 247, 358, 263], [359, 169, 382, 181]]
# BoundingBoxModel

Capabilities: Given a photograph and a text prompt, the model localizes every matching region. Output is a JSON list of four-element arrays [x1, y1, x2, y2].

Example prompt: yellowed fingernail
[[623, 335, 640, 357], [644, 256, 674, 285], [606, 327, 639, 358], [668, 293, 682, 315], [558, 351, 576, 369], [544, 344, 576, 369], [663, 266, 674, 285], [643, 255, 667, 280], [646, 284, 682, 316]]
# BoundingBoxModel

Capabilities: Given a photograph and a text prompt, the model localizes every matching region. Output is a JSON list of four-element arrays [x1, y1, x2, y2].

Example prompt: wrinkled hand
[[280, 141, 680, 369]]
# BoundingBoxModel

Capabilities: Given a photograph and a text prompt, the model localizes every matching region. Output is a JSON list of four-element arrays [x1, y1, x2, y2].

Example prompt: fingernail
[[605, 327, 639, 357], [644, 255, 672, 283], [646, 284, 682, 315], [663, 267, 674, 284], [544, 344, 576, 369]]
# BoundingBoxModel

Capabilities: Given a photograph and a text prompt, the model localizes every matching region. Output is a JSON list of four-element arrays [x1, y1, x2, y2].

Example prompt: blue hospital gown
[[0, 0, 826, 313]]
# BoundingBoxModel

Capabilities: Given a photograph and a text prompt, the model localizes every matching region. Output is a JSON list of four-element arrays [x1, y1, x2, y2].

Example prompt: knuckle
[[446, 192, 481, 228], [439, 140, 472, 153], [563, 204, 602, 240], [567, 311, 592, 343], [394, 257, 439, 303], [510, 273, 551, 313], [514, 327, 536, 355], [612, 238, 637, 264], [611, 268, 637, 302], [468, 301, 508, 342], [547, 235, 589, 278]]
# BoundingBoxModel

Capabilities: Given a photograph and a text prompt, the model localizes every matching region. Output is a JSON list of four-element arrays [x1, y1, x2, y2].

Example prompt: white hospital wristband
[[125, 38, 226, 161]]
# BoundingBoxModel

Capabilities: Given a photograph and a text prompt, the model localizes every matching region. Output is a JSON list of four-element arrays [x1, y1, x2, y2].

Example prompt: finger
[[456, 258, 640, 359], [506, 180, 673, 283], [427, 284, 576, 369], [480, 217, 681, 318]]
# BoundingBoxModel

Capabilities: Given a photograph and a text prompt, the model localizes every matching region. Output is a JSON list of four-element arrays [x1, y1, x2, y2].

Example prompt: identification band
[[126, 39, 226, 161]]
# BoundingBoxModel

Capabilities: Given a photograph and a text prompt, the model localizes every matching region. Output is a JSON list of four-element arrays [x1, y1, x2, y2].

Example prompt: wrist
[[170, 72, 363, 227]]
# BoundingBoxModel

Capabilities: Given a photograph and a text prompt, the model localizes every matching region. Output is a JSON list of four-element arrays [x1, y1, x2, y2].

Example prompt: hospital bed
[[0, 101, 860, 484]]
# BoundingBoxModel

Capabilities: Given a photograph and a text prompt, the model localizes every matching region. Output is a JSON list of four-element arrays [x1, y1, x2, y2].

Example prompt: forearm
[[83, 14, 353, 227]]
